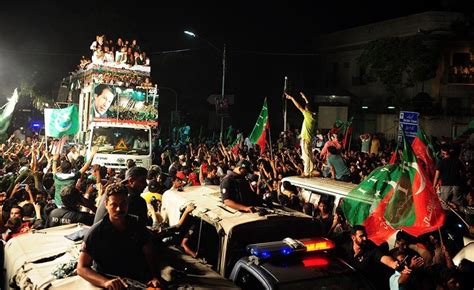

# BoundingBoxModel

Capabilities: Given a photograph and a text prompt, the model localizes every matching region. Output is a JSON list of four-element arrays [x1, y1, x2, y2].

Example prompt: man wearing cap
[[160, 171, 188, 226], [220, 160, 262, 212], [94, 167, 148, 227], [285, 92, 316, 177]]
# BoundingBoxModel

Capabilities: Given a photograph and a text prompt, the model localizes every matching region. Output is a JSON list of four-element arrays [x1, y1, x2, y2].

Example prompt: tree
[[358, 36, 440, 106]]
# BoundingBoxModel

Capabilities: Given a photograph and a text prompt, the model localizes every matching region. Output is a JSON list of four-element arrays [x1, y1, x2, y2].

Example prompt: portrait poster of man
[[91, 84, 151, 120], [92, 84, 116, 118]]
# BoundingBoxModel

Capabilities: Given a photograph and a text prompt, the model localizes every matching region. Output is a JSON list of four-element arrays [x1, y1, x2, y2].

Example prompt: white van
[[160, 185, 320, 277], [280, 176, 373, 213]]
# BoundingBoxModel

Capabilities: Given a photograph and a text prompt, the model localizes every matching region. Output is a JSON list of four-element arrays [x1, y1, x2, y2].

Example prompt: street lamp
[[184, 30, 226, 139]]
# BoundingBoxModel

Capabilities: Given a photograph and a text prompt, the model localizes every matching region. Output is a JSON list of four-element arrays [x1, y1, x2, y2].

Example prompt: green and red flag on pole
[[230, 133, 243, 156], [411, 127, 437, 182], [342, 134, 445, 245], [249, 98, 269, 155], [341, 116, 354, 150], [395, 134, 445, 237]]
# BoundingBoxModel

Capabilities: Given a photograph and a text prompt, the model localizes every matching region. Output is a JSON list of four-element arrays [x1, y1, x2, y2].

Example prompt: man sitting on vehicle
[[46, 185, 95, 227], [220, 160, 262, 212], [77, 183, 160, 289], [337, 225, 407, 290]]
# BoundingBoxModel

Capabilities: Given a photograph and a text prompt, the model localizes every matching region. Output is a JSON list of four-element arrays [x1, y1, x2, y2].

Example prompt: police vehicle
[[230, 237, 375, 290]]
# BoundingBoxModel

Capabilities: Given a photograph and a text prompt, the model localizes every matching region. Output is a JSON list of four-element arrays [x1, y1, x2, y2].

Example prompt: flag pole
[[268, 122, 273, 160], [439, 200, 471, 228], [282, 76, 288, 132]]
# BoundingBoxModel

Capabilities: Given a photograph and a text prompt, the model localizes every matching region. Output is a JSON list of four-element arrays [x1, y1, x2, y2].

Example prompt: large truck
[[66, 63, 158, 169]]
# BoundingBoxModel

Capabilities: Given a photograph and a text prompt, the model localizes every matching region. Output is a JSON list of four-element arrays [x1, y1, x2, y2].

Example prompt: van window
[[190, 218, 220, 270]]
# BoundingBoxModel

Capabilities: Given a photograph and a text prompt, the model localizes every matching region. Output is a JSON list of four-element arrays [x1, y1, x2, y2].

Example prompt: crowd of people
[[78, 34, 150, 71], [449, 64, 474, 84], [0, 118, 473, 289]]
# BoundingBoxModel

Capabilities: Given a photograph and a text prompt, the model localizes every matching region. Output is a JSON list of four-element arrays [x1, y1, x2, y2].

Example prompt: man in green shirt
[[52, 146, 98, 206], [327, 146, 350, 182], [285, 92, 316, 177]]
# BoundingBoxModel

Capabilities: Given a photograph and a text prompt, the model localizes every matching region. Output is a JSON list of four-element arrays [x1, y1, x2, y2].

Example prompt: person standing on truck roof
[[284, 92, 316, 178], [78, 183, 161, 289], [93, 84, 115, 118], [220, 159, 262, 212]]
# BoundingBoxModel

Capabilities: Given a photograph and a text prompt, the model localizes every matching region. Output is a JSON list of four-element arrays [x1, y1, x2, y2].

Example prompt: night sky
[[0, 0, 470, 135]]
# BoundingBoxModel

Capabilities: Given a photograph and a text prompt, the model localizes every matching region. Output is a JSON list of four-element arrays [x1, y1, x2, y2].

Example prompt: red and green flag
[[342, 135, 445, 245], [411, 128, 436, 182], [249, 98, 269, 155], [389, 145, 399, 165], [396, 135, 445, 237], [230, 133, 243, 156], [341, 116, 354, 150]]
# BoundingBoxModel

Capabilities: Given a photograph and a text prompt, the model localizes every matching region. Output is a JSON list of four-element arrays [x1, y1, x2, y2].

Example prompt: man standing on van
[[220, 160, 262, 212], [285, 92, 316, 177]]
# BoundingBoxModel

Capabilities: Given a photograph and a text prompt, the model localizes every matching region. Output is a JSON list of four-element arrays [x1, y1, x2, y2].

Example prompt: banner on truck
[[91, 84, 158, 121]]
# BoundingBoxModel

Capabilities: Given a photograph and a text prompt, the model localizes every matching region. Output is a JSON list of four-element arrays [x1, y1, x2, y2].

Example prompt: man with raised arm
[[285, 92, 316, 177]]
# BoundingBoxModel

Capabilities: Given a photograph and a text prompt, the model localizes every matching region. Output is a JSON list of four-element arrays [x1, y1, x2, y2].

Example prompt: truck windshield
[[91, 126, 150, 155]]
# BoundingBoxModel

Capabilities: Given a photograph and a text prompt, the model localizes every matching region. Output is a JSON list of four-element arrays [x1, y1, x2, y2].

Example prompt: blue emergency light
[[247, 237, 334, 260]]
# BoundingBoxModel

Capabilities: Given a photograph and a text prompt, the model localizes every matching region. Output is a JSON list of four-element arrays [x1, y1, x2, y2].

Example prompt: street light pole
[[159, 86, 178, 135], [184, 30, 226, 140], [220, 44, 226, 141]]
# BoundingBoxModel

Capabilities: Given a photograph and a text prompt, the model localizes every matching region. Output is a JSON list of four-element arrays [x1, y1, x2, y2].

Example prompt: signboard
[[207, 94, 234, 105], [398, 111, 419, 144]]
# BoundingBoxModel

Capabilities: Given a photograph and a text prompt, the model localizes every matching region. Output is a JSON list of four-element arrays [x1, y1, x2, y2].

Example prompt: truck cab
[[88, 121, 153, 169]]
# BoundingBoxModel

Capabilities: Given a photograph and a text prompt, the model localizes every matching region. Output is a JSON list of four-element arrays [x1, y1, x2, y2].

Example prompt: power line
[[0, 49, 83, 56], [235, 50, 319, 56]]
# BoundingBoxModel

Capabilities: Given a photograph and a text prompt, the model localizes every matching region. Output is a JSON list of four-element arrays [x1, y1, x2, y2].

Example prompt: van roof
[[162, 185, 313, 235], [281, 176, 373, 204]]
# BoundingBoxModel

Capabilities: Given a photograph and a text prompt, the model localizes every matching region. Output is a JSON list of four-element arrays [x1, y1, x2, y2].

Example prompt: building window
[[452, 52, 470, 66], [448, 52, 473, 84]]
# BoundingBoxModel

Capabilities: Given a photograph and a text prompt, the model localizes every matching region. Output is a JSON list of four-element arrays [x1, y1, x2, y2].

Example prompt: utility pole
[[220, 44, 226, 140]]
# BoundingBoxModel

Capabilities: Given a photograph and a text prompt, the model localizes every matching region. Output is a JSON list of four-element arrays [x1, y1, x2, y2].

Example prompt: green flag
[[249, 98, 269, 155], [44, 105, 79, 137], [0, 88, 19, 135]]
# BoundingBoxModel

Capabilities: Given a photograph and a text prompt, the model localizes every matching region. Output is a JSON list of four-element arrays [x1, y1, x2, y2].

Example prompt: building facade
[[314, 11, 473, 137]]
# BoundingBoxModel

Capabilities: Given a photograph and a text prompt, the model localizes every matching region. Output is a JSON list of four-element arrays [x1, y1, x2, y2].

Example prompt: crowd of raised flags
[[1, 87, 473, 288]]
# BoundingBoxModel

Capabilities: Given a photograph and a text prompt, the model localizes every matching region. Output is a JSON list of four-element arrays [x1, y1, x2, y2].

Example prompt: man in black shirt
[[220, 160, 262, 212], [433, 145, 465, 206], [94, 166, 148, 227], [77, 183, 160, 288], [46, 185, 94, 227], [337, 225, 401, 290]]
